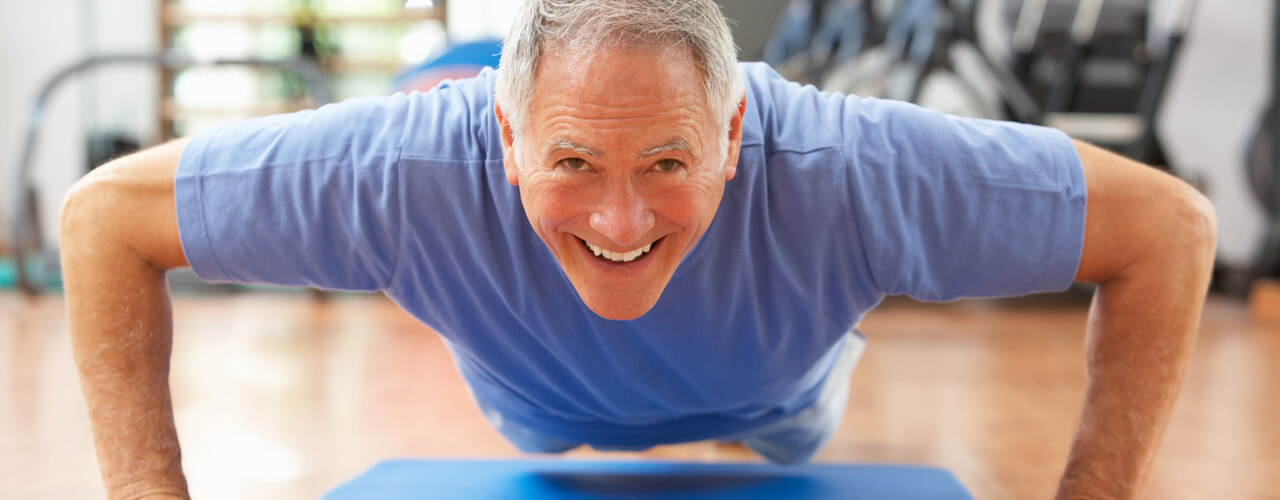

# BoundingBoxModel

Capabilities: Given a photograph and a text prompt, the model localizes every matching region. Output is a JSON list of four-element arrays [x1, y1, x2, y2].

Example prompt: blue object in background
[[0, 256, 61, 291], [321, 459, 973, 500], [393, 39, 503, 93], [0, 258, 14, 289], [763, 0, 817, 66]]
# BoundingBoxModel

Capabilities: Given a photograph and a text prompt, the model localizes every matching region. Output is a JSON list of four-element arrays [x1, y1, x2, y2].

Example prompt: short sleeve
[[174, 94, 409, 291], [841, 97, 1087, 301]]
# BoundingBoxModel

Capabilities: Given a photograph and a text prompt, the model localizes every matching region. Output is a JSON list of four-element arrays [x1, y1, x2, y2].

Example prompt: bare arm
[[1058, 140, 1217, 499], [60, 139, 192, 499]]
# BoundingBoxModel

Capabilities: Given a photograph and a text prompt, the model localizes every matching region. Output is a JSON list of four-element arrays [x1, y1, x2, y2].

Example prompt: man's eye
[[653, 159, 683, 172], [559, 158, 589, 171]]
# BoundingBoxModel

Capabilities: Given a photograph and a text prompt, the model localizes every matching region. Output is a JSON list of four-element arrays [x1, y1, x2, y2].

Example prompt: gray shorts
[[470, 331, 867, 465]]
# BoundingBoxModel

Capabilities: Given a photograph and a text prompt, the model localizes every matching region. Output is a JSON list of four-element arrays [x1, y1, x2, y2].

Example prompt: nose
[[589, 180, 655, 248]]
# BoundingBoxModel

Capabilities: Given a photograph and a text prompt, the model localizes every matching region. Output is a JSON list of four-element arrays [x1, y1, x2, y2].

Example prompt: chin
[[579, 293, 661, 321]]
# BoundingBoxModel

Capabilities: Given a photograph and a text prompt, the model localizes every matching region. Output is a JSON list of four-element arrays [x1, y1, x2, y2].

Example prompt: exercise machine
[[8, 52, 332, 295], [1245, 1, 1280, 283]]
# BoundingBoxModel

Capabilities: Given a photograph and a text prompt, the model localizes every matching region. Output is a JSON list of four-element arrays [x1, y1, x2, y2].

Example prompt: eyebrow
[[636, 138, 694, 160], [545, 137, 697, 161], [547, 138, 605, 159]]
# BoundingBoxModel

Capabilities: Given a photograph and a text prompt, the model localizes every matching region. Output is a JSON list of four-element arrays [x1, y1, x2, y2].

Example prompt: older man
[[60, 0, 1215, 498]]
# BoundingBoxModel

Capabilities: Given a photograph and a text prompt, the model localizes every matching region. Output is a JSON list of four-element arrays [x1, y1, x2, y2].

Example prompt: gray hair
[[494, 0, 743, 148]]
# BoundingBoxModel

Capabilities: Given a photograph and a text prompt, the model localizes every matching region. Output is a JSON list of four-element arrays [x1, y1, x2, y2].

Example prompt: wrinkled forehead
[[536, 33, 710, 99], [521, 44, 718, 155]]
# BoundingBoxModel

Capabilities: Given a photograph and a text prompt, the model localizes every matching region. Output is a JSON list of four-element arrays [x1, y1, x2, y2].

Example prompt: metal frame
[[1258, 0, 1280, 282], [9, 51, 332, 294]]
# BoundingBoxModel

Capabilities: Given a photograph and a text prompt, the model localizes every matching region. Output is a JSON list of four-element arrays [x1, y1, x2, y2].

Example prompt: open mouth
[[580, 237, 662, 264]]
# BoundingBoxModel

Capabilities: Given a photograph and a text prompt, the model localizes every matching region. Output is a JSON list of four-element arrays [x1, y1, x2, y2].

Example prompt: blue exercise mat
[[321, 459, 973, 499]]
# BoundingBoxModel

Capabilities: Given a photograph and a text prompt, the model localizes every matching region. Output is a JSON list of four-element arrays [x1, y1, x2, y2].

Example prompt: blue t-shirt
[[175, 63, 1086, 447]]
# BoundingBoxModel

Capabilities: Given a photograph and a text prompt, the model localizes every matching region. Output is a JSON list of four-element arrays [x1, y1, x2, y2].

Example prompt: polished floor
[[1, 291, 1277, 499]]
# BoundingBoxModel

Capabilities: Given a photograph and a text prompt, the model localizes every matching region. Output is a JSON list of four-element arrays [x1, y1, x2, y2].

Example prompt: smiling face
[[496, 43, 745, 321]]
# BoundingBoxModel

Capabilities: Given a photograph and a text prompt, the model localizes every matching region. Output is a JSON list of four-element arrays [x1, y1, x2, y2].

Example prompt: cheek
[[520, 176, 586, 228], [650, 177, 725, 228]]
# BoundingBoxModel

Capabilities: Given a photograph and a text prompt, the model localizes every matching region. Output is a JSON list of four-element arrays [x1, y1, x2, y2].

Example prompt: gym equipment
[[788, 0, 1193, 152], [1245, 1, 1280, 282], [8, 52, 332, 295], [321, 459, 974, 499], [392, 39, 502, 94], [912, 0, 1042, 121], [1249, 111, 1278, 222], [811, 0, 874, 70], [1001, 0, 1139, 114], [1007, 0, 1047, 82], [1009, 0, 1195, 168], [1124, 0, 1195, 164], [1043, 0, 1105, 114], [767, 0, 875, 85], [986, 0, 1195, 171], [821, 0, 939, 105], [822, 0, 1040, 121], [789, 0, 875, 85], [765, 0, 824, 69]]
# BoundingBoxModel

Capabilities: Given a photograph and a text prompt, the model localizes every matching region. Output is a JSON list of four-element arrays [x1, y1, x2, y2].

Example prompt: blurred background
[[2, 1, 1278, 499], [1, 0, 1278, 299]]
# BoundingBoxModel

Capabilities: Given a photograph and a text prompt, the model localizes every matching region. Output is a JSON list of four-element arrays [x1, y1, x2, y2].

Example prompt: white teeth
[[584, 240, 655, 263]]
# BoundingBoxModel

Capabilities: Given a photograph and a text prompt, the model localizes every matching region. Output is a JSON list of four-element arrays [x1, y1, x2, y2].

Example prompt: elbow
[[59, 168, 108, 248], [1100, 182, 1217, 296], [1163, 183, 1217, 279], [59, 173, 97, 250], [59, 161, 128, 257], [59, 149, 189, 273], [1183, 187, 1217, 268], [59, 173, 104, 288]]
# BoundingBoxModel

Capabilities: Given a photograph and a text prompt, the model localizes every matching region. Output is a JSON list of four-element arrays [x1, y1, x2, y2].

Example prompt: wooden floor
[[2, 291, 1277, 499]]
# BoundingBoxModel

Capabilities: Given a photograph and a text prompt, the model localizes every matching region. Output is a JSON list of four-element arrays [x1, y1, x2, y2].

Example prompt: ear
[[722, 94, 748, 182], [494, 103, 520, 186]]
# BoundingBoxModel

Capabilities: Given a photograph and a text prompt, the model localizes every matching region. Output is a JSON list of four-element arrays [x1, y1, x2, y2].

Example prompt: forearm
[[62, 177, 190, 499], [1056, 254, 1211, 499]]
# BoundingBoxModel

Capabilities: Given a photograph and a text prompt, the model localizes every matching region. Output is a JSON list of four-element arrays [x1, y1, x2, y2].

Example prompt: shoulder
[[398, 68, 502, 162], [737, 62, 851, 156]]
